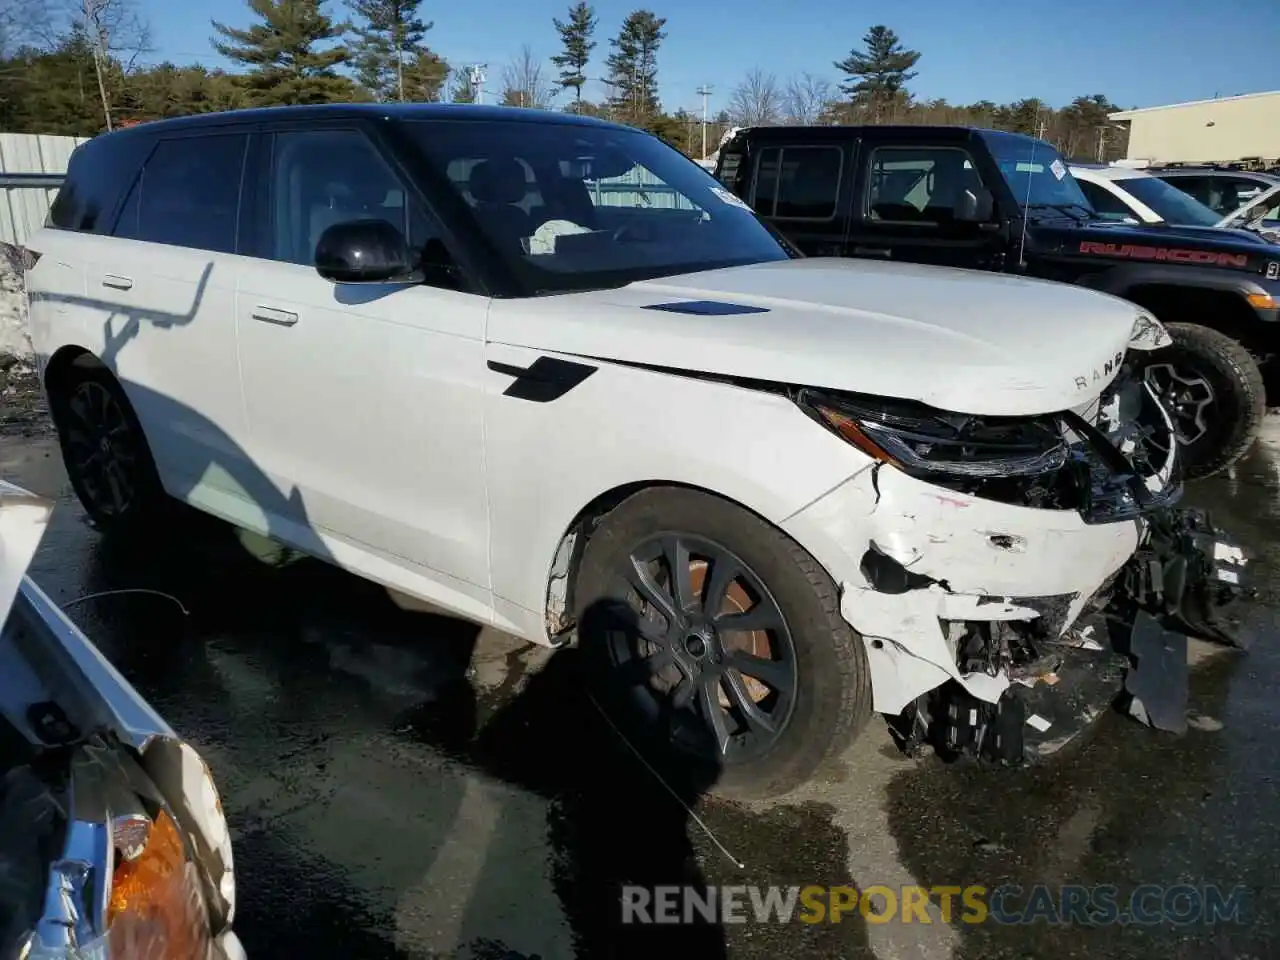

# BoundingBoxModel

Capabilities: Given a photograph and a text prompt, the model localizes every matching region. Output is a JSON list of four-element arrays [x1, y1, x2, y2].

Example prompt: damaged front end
[[797, 349, 1253, 764]]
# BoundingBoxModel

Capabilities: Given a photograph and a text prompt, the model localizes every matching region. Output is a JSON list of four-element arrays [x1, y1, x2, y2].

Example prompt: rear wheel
[[49, 365, 166, 532], [1140, 322, 1264, 480], [574, 487, 871, 800]]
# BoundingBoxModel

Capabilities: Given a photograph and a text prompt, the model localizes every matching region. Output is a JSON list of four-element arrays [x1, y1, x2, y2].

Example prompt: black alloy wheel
[[604, 532, 799, 764]]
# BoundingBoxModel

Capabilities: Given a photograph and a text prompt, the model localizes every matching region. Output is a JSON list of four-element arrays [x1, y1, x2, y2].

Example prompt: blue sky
[[135, 0, 1280, 116]]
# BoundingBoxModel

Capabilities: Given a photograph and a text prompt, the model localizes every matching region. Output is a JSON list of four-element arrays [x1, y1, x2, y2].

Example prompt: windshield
[[401, 119, 792, 294], [979, 130, 1092, 213], [1221, 184, 1280, 228], [1119, 176, 1221, 227]]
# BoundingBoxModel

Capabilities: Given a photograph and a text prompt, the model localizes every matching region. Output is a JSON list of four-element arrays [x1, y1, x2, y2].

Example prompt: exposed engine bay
[[841, 360, 1253, 763]]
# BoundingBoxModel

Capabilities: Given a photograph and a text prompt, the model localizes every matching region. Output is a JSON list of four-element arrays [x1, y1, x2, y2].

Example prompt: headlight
[[1129, 312, 1171, 351], [797, 389, 1069, 479]]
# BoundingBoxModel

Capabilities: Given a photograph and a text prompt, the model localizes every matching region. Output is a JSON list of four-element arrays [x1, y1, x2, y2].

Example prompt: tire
[[48, 364, 167, 533], [1139, 322, 1265, 481], [573, 487, 872, 800]]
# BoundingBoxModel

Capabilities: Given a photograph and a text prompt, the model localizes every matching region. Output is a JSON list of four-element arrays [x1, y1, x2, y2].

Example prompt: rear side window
[[48, 138, 149, 234], [751, 145, 842, 220], [112, 134, 247, 254]]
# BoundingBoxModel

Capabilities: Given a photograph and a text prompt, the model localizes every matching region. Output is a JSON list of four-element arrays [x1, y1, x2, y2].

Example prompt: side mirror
[[315, 219, 421, 284], [955, 186, 995, 223]]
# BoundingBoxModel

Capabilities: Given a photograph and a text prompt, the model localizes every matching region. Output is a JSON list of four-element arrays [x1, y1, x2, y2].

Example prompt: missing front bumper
[[897, 506, 1252, 764]]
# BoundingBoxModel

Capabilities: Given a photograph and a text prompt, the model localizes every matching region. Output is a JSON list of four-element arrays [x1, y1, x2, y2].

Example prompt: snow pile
[[0, 243, 32, 368]]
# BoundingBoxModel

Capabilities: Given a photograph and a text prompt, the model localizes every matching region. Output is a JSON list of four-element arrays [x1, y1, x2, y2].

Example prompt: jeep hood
[[487, 258, 1142, 416]]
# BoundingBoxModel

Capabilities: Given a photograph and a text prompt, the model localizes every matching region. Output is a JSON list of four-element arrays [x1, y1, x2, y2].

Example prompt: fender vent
[[643, 300, 770, 316]]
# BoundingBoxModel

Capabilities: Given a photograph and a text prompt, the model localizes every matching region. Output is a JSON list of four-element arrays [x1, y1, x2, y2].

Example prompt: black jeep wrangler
[[714, 125, 1280, 479]]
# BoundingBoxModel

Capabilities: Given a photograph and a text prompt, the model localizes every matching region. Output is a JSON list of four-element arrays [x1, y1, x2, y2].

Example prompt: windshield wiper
[[1024, 202, 1095, 223]]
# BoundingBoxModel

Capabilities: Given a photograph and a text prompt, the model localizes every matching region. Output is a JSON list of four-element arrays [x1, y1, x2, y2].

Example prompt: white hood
[[488, 258, 1144, 416]]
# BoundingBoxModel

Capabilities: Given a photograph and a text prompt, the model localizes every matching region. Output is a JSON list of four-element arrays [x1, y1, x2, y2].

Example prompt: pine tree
[[211, 0, 352, 106], [347, 0, 431, 102], [401, 48, 449, 102], [551, 2, 595, 108], [833, 25, 920, 120], [605, 9, 665, 126]]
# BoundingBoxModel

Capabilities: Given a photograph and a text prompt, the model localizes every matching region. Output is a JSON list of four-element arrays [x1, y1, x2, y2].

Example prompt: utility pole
[[697, 84, 713, 158], [464, 64, 488, 105]]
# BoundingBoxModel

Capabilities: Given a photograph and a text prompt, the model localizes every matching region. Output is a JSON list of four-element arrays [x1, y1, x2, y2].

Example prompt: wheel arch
[[43, 345, 111, 414], [540, 479, 795, 644]]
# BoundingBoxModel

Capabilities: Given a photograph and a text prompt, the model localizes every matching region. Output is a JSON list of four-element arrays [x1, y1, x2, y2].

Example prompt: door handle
[[251, 306, 299, 327], [853, 246, 892, 257], [101, 274, 133, 290]]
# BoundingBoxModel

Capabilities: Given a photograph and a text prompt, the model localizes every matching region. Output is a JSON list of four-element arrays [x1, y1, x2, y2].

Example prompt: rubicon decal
[[1078, 241, 1249, 269]]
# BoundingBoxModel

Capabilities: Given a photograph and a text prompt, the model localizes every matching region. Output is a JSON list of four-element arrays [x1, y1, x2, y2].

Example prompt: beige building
[[1110, 90, 1280, 165]]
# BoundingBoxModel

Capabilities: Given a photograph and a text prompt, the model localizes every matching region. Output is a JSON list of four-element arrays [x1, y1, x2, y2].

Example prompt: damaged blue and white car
[[0, 481, 242, 959]]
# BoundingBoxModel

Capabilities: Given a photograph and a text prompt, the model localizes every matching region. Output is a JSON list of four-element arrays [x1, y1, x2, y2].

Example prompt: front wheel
[[1138, 322, 1265, 481], [573, 487, 872, 800]]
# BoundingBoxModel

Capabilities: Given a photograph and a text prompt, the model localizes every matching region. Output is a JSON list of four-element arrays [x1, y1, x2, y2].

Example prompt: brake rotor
[[687, 559, 772, 706]]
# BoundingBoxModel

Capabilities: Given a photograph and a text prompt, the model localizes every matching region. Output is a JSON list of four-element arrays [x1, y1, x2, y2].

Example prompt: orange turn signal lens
[[107, 808, 210, 959], [814, 404, 902, 467], [1247, 292, 1276, 310]]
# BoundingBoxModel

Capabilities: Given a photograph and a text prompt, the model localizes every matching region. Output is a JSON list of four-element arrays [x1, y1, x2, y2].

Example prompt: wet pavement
[[3, 373, 1280, 960]]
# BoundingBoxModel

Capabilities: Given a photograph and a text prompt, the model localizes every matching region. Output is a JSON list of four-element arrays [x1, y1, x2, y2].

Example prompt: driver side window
[[1077, 180, 1134, 221], [269, 128, 440, 268], [864, 146, 983, 224]]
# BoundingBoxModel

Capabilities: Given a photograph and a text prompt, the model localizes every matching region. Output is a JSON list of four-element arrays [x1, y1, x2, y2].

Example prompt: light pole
[[697, 84, 713, 158], [467, 64, 488, 105]]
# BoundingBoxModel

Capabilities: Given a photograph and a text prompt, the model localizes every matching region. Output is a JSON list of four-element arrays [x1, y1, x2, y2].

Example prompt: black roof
[[727, 124, 1041, 145], [101, 102, 628, 140]]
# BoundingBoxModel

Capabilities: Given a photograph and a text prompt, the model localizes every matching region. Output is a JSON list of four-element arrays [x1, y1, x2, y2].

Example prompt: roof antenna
[[1017, 106, 1040, 268]]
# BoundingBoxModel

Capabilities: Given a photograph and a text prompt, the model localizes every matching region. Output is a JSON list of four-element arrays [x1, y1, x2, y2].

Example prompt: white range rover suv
[[23, 105, 1250, 798]]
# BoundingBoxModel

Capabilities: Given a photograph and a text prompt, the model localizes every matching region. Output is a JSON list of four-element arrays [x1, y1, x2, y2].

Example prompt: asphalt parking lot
[[3, 372, 1279, 960]]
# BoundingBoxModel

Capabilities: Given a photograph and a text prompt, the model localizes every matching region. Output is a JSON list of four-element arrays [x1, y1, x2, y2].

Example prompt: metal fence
[[591, 167, 699, 211], [0, 134, 83, 248]]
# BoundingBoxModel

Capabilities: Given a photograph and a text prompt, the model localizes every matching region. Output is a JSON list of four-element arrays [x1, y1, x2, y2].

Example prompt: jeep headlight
[[797, 389, 1069, 479]]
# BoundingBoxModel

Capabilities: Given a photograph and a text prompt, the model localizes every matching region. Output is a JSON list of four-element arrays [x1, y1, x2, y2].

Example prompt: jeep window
[[863, 146, 983, 224], [112, 134, 247, 253], [1157, 175, 1215, 208], [1077, 180, 1134, 221], [979, 130, 1091, 213], [402, 119, 791, 294], [1118, 176, 1221, 227], [751, 146, 841, 219], [268, 128, 443, 272]]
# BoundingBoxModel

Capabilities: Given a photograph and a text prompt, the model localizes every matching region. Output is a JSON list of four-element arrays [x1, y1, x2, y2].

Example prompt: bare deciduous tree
[[784, 72, 833, 124], [500, 44, 557, 109], [73, 0, 151, 130], [727, 67, 781, 126], [0, 0, 54, 56]]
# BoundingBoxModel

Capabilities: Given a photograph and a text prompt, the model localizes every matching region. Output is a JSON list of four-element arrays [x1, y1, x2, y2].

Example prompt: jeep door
[[742, 138, 855, 257], [843, 130, 1007, 270], [233, 121, 493, 616]]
